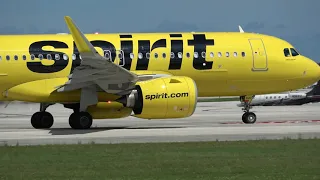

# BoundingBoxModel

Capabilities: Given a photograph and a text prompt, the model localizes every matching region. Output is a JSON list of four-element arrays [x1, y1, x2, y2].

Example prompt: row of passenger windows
[[266, 96, 287, 99], [127, 51, 246, 59], [0, 51, 247, 61], [0, 54, 71, 61], [283, 48, 299, 57]]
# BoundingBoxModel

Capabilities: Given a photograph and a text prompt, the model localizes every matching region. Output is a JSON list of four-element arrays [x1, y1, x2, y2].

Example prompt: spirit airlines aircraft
[[0, 16, 319, 129], [237, 80, 320, 106]]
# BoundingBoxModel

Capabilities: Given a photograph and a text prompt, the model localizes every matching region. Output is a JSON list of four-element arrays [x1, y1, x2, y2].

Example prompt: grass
[[198, 97, 239, 102], [0, 139, 319, 180]]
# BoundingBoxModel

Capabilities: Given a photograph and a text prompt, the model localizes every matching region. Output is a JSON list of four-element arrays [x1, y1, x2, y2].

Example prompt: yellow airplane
[[0, 16, 319, 129]]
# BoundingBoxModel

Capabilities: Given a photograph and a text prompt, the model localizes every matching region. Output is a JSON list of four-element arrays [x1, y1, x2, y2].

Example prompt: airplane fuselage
[[0, 32, 319, 102], [240, 92, 306, 106]]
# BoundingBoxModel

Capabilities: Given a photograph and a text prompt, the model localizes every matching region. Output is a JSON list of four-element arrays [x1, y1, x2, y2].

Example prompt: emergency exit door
[[249, 39, 268, 71]]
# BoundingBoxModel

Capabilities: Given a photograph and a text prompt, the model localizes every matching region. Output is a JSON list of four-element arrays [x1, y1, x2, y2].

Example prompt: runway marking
[[220, 120, 320, 124]]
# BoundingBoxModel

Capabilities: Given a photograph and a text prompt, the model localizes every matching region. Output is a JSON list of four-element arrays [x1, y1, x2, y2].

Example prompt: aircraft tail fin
[[238, 25, 244, 33]]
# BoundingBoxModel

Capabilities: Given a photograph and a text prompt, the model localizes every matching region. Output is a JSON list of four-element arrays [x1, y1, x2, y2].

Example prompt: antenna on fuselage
[[238, 25, 244, 33]]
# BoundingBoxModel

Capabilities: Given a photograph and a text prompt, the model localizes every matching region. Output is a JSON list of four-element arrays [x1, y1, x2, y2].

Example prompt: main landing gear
[[64, 104, 93, 129], [30, 103, 93, 129], [240, 95, 257, 124], [30, 86, 97, 130], [31, 103, 54, 129]]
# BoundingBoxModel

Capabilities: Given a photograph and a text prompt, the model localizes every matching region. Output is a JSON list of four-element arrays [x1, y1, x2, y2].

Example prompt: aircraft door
[[248, 39, 268, 71]]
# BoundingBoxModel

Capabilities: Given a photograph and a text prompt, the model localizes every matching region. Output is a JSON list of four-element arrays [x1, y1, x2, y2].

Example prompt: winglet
[[64, 16, 98, 54], [238, 25, 244, 33]]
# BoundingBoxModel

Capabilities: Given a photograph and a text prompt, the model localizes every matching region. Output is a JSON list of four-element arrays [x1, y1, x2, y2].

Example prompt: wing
[[56, 16, 139, 94]]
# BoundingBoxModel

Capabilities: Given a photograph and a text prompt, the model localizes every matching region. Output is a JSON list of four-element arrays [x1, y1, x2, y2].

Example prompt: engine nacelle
[[124, 76, 198, 119], [87, 102, 132, 119]]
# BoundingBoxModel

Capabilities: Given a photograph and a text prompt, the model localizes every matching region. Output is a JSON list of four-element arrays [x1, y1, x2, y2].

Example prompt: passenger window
[[210, 52, 214, 58], [104, 52, 110, 59], [138, 53, 143, 59], [39, 54, 43, 60], [14, 55, 18, 60], [234, 52, 237, 57], [194, 52, 198, 58], [201, 52, 206, 58], [6, 55, 10, 60], [170, 52, 175, 58], [162, 53, 166, 58], [218, 52, 222, 57], [241, 52, 246, 57], [63, 54, 68, 60], [178, 52, 182, 59], [22, 55, 26, 60], [154, 53, 158, 58], [290, 48, 299, 56], [146, 53, 150, 59], [226, 52, 229, 57], [47, 54, 52, 60], [55, 54, 60, 60], [31, 54, 35, 60], [130, 53, 134, 59], [186, 52, 190, 58], [283, 48, 290, 57]]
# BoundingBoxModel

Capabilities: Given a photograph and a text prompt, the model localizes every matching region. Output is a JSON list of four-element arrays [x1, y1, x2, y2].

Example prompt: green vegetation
[[0, 139, 319, 179], [198, 97, 239, 102]]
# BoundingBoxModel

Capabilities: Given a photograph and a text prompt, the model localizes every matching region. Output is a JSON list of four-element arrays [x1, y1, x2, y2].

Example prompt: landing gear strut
[[31, 103, 54, 129], [63, 86, 97, 129], [240, 95, 257, 124]]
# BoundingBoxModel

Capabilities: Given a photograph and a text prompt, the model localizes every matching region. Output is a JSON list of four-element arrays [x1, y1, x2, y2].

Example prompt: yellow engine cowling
[[126, 76, 198, 119], [87, 102, 132, 119]]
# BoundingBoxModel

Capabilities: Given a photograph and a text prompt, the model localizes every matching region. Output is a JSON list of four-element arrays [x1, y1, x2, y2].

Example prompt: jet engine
[[118, 76, 198, 119]]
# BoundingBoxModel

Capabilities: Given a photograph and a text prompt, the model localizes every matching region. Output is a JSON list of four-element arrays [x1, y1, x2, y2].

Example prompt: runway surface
[[0, 101, 320, 146]]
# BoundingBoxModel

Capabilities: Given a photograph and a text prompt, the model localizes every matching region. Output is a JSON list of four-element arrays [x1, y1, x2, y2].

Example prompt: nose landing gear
[[240, 95, 257, 124]]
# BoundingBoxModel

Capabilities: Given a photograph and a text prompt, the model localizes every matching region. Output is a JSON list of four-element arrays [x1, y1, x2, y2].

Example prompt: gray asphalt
[[0, 101, 320, 146]]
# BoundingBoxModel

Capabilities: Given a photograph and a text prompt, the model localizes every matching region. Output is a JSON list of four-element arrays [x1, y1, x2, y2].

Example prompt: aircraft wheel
[[31, 111, 54, 129], [69, 112, 92, 129], [242, 112, 257, 124]]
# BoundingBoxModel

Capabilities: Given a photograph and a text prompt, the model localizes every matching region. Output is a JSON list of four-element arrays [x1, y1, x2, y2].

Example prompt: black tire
[[31, 111, 54, 129], [242, 112, 257, 124], [69, 112, 92, 129]]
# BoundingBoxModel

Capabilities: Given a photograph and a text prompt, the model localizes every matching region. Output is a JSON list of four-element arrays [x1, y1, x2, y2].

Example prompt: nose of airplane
[[303, 56, 320, 83]]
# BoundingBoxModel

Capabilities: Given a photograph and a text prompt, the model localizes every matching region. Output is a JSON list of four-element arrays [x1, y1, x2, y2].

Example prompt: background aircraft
[[237, 80, 320, 106]]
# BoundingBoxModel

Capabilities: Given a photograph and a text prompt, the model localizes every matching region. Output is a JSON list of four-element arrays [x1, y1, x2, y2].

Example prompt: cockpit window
[[283, 48, 290, 57], [290, 48, 299, 56]]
